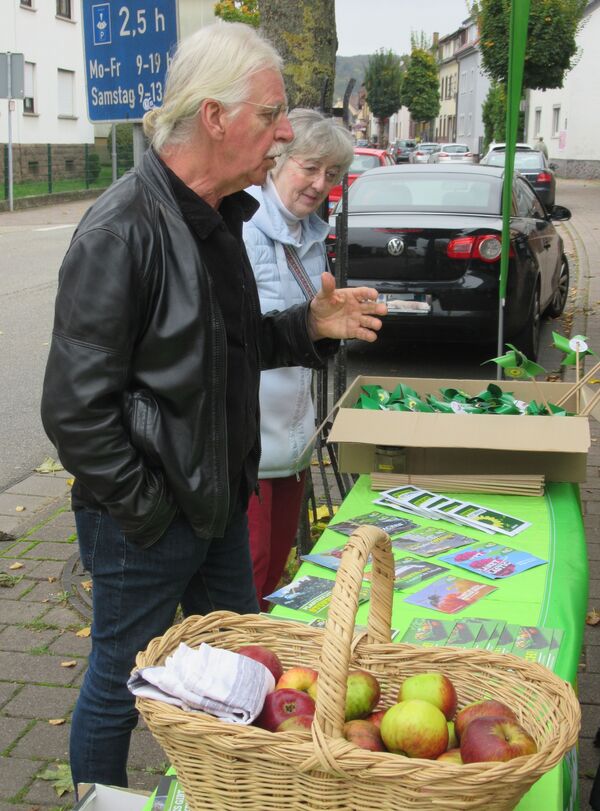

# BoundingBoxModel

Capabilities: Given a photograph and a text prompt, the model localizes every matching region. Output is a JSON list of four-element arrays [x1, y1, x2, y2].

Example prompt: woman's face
[[273, 154, 340, 218]]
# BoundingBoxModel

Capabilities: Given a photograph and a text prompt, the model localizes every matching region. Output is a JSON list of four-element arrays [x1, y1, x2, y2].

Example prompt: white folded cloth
[[128, 642, 275, 724]]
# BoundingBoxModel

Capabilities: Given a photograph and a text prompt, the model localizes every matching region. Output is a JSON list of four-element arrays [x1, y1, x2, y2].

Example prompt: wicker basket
[[135, 525, 580, 811]]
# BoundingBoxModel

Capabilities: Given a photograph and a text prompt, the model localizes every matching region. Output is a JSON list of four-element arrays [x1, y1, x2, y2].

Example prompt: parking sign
[[81, 0, 178, 123]]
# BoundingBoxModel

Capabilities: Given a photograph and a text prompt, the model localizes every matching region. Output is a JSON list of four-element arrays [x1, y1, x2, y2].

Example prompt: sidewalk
[[0, 178, 599, 810]]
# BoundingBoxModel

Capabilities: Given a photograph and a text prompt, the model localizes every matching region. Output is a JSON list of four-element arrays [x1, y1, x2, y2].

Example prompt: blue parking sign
[[82, 0, 178, 122]]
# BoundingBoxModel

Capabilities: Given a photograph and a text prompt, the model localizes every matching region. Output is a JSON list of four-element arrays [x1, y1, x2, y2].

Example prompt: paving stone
[[0, 716, 31, 753], [25, 561, 65, 581], [0, 626, 59, 653], [0, 651, 84, 686], [0, 515, 21, 540], [578, 736, 600, 783], [22, 542, 77, 561], [584, 501, 600, 515], [0, 802, 37, 811], [585, 642, 600, 672], [0, 540, 37, 560], [4, 684, 78, 720], [0, 494, 49, 517], [0, 682, 19, 709], [590, 579, 600, 599], [128, 768, 163, 793], [0, 756, 40, 800], [0, 602, 46, 625], [6, 476, 71, 499], [128, 728, 168, 771], [47, 632, 91, 658], [24, 522, 75, 543], [19, 580, 68, 603], [577, 672, 598, 704], [24, 776, 76, 806], [10, 719, 70, 761], [580, 703, 600, 739], [0, 578, 33, 600], [39, 606, 82, 630]]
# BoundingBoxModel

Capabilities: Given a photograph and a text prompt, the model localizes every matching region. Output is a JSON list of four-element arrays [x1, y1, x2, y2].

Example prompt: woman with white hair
[[243, 109, 354, 609]]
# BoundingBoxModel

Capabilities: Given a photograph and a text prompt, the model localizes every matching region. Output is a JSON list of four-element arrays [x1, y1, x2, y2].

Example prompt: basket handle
[[314, 525, 394, 739]]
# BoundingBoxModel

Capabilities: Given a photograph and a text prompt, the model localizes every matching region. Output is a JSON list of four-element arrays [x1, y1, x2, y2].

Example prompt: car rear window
[[348, 173, 501, 215], [486, 151, 545, 170], [443, 144, 469, 153], [349, 154, 381, 173]]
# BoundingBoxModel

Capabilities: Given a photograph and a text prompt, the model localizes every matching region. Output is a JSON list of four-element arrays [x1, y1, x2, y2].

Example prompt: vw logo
[[387, 237, 404, 256]]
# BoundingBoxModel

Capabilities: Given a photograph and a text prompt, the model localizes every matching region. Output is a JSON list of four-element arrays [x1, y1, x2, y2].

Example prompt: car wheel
[[544, 254, 569, 318], [511, 284, 541, 361]]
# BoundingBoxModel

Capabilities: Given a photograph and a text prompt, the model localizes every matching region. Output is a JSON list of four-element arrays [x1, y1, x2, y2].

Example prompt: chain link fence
[[1, 124, 135, 202]]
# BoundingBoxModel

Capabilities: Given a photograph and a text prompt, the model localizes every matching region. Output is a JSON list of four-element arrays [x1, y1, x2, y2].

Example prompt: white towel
[[128, 642, 275, 724]]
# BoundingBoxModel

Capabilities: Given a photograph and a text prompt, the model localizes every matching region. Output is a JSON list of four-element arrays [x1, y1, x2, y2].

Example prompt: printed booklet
[[327, 511, 418, 537], [152, 774, 189, 811], [439, 542, 547, 579], [390, 526, 476, 557], [403, 575, 497, 614], [264, 574, 370, 619]]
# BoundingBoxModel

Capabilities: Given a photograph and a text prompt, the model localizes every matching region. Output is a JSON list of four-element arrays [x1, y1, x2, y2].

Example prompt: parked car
[[355, 139, 369, 147], [327, 164, 570, 359], [484, 142, 534, 157], [328, 147, 395, 212], [479, 148, 557, 209], [409, 143, 441, 164], [429, 143, 474, 164], [390, 139, 417, 163]]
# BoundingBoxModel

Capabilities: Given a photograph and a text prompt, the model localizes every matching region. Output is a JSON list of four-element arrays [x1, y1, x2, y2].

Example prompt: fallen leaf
[[75, 626, 91, 638], [9, 562, 24, 570], [38, 763, 74, 797], [15, 505, 26, 512], [48, 718, 65, 726], [34, 457, 64, 474], [47, 576, 57, 583], [81, 579, 92, 592], [60, 660, 77, 668], [66, 477, 75, 487], [586, 609, 600, 626]]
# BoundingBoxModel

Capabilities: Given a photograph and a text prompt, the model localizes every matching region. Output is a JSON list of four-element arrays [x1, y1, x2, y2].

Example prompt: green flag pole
[[497, 0, 530, 379]]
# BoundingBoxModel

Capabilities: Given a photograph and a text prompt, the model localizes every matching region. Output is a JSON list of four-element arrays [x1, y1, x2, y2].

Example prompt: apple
[[397, 672, 457, 721], [344, 719, 386, 752], [447, 721, 458, 750], [236, 645, 283, 683], [254, 688, 315, 732], [455, 699, 517, 740], [276, 714, 314, 732], [276, 666, 318, 700], [380, 699, 449, 759], [345, 669, 381, 721], [460, 717, 538, 763], [437, 748, 463, 764], [366, 709, 387, 729]]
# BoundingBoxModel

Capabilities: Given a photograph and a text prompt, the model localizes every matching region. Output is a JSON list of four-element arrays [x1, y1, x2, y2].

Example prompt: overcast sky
[[335, 0, 472, 56]]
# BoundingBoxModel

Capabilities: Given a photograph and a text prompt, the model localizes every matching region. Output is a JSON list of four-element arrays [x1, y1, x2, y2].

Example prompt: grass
[[7, 163, 132, 201]]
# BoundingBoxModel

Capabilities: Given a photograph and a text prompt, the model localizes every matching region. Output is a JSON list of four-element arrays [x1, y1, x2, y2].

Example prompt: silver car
[[409, 143, 441, 164], [429, 143, 474, 164]]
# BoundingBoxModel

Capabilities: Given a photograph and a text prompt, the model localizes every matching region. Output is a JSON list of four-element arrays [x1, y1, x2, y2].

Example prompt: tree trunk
[[259, 0, 337, 111]]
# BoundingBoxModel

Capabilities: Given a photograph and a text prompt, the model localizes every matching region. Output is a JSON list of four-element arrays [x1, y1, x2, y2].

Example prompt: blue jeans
[[70, 507, 259, 788]]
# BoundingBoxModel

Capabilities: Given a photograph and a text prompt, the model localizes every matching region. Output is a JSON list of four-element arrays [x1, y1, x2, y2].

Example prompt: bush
[[86, 151, 101, 183]]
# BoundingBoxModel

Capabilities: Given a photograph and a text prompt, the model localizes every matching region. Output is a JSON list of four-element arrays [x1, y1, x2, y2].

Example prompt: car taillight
[[536, 172, 552, 182], [438, 152, 449, 157], [464, 152, 472, 158], [415, 151, 424, 156], [447, 234, 513, 263]]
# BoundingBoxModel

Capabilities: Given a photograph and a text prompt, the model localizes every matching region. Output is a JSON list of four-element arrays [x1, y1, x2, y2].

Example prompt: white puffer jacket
[[244, 179, 329, 478]]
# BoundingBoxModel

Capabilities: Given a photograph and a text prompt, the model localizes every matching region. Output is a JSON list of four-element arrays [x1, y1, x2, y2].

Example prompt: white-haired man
[[41, 22, 385, 789]]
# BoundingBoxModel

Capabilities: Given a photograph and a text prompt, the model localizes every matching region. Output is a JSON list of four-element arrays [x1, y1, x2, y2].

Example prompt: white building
[[525, 0, 600, 177]]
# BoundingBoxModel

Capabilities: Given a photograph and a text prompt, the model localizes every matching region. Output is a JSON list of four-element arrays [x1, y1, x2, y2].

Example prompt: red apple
[[276, 666, 318, 700], [447, 720, 458, 750], [366, 709, 387, 729], [345, 669, 381, 721], [397, 672, 457, 721], [276, 714, 314, 732], [254, 688, 315, 732], [455, 699, 517, 740], [460, 717, 538, 763], [437, 748, 463, 764], [380, 699, 449, 759], [236, 645, 283, 683], [344, 719, 386, 752]]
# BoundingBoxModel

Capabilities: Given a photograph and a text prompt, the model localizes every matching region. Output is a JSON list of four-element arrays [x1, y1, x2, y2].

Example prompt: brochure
[[152, 774, 189, 811], [404, 575, 497, 614], [400, 617, 455, 647], [328, 511, 418, 537], [444, 503, 531, 537], [439, 542, 547, 579], [387, 557, 448, 590], [392, 526, 476, 557], [264, 574, 370, 619]]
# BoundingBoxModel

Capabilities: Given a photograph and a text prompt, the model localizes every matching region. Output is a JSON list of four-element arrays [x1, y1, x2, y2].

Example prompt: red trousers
[[247, 470, 307, 612]]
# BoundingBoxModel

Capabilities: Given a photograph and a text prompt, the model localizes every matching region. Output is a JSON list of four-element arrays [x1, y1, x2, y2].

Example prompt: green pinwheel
[[552, 332, 595, 366], [485, 344, 546, 380]]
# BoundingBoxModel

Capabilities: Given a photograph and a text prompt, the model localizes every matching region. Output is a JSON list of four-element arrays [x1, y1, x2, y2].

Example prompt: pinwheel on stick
[[553, 332, 596, 413], [484, 344, 552, 414]]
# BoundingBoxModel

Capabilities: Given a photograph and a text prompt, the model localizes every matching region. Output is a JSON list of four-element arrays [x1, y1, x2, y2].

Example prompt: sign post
[[81, 0, 178, 164], [0, 52, 24, 211]]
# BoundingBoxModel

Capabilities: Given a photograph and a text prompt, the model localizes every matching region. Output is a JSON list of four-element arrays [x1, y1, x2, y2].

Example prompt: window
[[58, 69, 75, 117], [552, 106, 560, 137], [514, 178, 545, 219], [56, 0, 71, 18], [23, 61, 35, 114], [20, 0, 33, 7], [534, 109, 541, 136]]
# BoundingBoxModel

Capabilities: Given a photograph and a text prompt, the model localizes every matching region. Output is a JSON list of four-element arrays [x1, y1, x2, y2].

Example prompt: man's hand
[[308, 273, 387, 343]]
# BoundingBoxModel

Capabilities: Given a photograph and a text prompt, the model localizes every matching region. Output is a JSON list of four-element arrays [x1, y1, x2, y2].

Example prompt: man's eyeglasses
[[242, 100, 289, 124], [289, 157, 340, 185]]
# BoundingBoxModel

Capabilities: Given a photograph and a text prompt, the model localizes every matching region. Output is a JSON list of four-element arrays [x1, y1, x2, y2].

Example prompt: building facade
[[455, 32, 490, 158]]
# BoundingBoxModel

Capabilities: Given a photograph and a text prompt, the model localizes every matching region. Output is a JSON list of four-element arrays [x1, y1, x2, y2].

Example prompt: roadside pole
[[7, 53, 13, 212], [0, 52, 24, 212]]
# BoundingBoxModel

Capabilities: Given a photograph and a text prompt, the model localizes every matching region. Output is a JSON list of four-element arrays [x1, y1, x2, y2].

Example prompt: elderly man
[[41, 22, 385, 789]]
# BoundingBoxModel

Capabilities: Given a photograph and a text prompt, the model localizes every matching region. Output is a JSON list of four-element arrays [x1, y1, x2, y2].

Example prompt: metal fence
[[1, 137, 135, 201]]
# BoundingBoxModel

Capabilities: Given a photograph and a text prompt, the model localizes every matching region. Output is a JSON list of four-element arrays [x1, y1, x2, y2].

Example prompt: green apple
[[380, 699, 449, 759], [397, 672, 457, 721], [447, 720, 458, 750], [345, 669, 381, 721]]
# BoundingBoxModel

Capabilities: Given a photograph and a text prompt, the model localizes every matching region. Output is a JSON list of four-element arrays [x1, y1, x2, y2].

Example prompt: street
[[0, 179, 591, 493]]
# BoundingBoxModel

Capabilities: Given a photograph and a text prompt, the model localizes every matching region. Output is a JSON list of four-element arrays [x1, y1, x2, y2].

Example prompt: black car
[[328, 164, 570, 359], [390, 139, 417, 163], [479, 148, 557, 209]]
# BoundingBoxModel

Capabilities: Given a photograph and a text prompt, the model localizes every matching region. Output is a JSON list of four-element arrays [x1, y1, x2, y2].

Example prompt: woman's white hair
[[273, 109, 354, 184], [143, 22, 282, 152]]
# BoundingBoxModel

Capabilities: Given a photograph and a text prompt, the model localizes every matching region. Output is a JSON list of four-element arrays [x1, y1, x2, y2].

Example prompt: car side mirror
[[549, 204, 571, 222]]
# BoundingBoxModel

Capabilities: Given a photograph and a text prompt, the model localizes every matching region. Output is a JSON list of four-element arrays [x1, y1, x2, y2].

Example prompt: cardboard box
[[328, 376, 599, 483], [74, 783, 150, 811]]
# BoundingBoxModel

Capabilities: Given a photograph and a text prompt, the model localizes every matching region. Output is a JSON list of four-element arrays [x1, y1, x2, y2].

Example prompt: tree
[[475, 0, 587, 90], [213, 0, 259, 27], [400, 48, 440, 127], [363, 50, 403, 146], [258, 0, 337, 110], [481, 82, 506, 149]]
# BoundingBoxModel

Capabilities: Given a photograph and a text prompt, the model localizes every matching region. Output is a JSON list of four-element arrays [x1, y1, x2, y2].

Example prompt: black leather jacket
[[41, 149, 335, 547]]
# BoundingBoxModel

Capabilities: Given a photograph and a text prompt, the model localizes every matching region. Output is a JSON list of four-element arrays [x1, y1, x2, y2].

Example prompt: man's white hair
[[143, 22, 283, 152]]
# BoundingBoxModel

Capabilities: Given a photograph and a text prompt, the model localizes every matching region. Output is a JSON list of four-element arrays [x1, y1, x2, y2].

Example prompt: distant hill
[[334, 55, 370, 103]]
